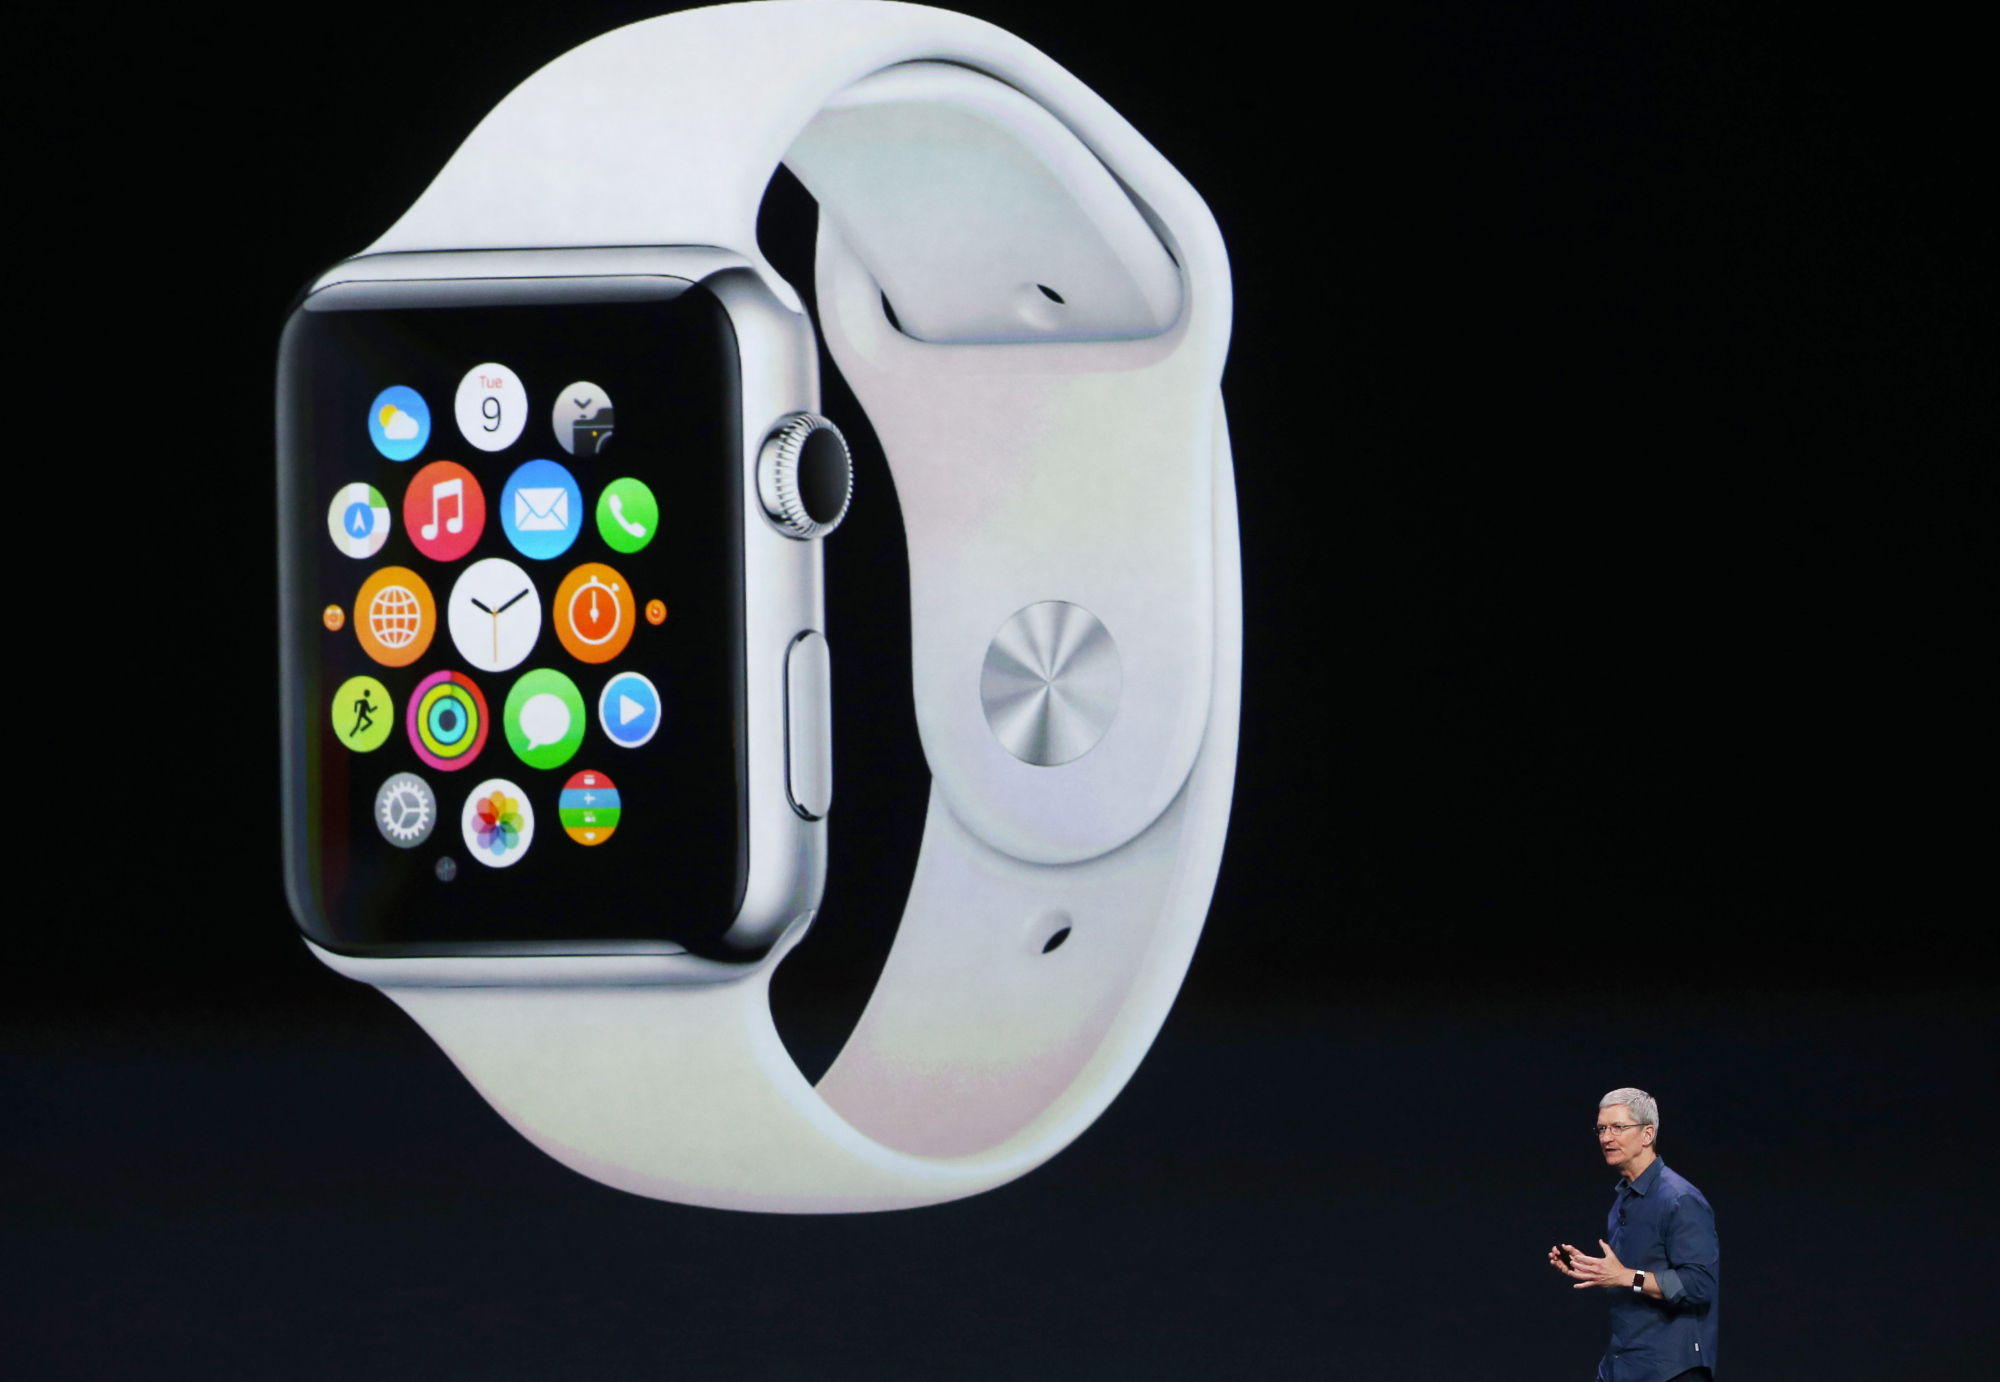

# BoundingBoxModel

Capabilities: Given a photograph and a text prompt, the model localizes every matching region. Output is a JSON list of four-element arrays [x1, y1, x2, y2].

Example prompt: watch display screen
[[278, 282, 745, 954]]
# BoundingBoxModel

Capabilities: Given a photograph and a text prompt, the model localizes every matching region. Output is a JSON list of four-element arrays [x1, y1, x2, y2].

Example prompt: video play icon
[[598, 671, 660, 748]]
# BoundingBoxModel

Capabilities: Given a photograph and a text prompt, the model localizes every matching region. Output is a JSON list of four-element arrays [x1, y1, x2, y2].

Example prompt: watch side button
[[785, 630, 833, 820]]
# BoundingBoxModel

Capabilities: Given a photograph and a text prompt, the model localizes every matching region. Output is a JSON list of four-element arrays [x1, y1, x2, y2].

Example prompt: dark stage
[[5, 2, 1989, 1377]]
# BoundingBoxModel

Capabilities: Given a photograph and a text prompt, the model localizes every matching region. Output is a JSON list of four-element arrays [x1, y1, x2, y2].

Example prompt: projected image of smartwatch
[[277, 0, 1239, 1213]]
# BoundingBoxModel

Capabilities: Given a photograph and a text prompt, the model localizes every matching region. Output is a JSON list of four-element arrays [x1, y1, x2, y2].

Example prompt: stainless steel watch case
[[287, 247, 829, 988]]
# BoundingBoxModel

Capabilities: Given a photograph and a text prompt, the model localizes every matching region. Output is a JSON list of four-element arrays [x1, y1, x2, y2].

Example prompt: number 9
[[482, 396, 502, 432]]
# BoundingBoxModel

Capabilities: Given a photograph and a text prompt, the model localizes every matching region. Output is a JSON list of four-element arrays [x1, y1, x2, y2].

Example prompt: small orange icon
[[322, 604, 346, 632], [553, 562, 636, 664], [353, 566, 437, 667], [644, 598, 667, 626]]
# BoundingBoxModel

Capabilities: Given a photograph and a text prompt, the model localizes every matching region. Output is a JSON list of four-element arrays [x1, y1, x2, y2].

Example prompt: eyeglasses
[[1594, 1123, 1644, 1137]]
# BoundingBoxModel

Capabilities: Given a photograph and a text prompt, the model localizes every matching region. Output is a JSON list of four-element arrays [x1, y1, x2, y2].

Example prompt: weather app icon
[[598, 671, 661, 748], [368, 385, 431, 462], [327, 483, 391, 558], [500, 458, 583, 561]]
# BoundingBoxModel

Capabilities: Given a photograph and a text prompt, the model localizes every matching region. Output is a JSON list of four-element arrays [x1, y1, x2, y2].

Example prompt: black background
[[7, 2, 1991, 1378]]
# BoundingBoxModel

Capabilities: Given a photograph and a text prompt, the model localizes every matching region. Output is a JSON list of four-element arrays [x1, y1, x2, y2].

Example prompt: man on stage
[[1551, 1087, 1720, 1381]]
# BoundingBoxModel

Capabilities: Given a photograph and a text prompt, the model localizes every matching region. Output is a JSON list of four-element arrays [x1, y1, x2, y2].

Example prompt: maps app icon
[[560, 769, 621, 845], [327, 483, 391, 558]]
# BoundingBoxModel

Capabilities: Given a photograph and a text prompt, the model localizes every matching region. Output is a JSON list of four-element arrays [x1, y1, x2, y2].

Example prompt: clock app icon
[[447, 558, 543, 673]]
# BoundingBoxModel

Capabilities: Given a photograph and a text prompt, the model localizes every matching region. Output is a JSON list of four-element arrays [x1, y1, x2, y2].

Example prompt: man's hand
[[1549, 1240, 1630, 1289]]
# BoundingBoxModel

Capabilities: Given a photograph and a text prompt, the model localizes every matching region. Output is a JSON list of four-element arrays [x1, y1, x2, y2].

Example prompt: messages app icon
[[505, 668, 587, 770], [500, 458, 583, 561], [368, 386, 431, 462]]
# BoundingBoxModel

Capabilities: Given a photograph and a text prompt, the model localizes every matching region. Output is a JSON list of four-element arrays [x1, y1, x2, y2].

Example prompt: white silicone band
[[354, 1, 1238, 1211]]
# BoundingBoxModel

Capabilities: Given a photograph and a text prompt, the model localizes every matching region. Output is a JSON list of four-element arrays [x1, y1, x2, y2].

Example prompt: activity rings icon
[[408, 670, 490, 771]]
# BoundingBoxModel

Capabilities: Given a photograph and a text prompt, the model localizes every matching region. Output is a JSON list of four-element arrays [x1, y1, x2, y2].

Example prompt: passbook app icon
[[404, 461, 486, 563], [500, 458, 583, 561]]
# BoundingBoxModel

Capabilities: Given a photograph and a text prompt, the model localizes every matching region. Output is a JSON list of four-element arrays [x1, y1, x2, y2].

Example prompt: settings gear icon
[[375, 773, 437, 849]]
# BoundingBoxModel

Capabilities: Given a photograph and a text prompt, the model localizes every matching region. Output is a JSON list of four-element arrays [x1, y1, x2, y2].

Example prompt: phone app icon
[[462, 778, 535, 867], [403, 460, 486, 563], [595, 477, 657, 554], [455, 362, 527, 452], [598, 671, 661, 748], [331, 675, 394, 752], [552, 381, 614, 456], [328, 483, 392, 558], [408, 670, 490, 771], [353, 566, 436, 667], [374, 772, 437, 849], [553, 561, 636, 663], [368, 385, 431, 462], [500, 458, 583, 561], [560, 769, 621, 845], [504, 668, 587, 770], [448, 558, 541, 673]]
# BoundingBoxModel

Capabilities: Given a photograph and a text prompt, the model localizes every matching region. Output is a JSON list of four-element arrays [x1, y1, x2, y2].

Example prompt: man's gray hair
[[1600, 1087, 1659, 1131]]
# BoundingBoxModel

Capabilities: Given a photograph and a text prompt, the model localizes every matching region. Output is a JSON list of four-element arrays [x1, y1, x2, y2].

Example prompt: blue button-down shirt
[[1599, 1157, 1720, 1381]]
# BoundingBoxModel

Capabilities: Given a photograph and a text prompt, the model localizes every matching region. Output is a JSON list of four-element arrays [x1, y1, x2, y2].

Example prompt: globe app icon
[[373, 588, 423, 646], [353, 566, 435, 667]]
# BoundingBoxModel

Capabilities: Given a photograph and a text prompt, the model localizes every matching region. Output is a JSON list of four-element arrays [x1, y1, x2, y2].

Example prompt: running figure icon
[[331, 675, 394, 753], [349, 687, 378, 740]]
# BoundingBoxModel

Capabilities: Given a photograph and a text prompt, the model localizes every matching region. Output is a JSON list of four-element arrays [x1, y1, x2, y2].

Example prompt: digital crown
[[757, 413, 853, 540]]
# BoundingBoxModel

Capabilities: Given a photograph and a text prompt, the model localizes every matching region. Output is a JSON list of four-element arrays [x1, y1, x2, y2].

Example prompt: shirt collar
[[1614, 1155, 1663, 1196]]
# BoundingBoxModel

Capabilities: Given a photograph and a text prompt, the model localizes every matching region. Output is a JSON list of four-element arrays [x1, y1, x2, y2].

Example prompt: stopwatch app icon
[[407, 670, 489, 771], [554, 562, 636, 663]]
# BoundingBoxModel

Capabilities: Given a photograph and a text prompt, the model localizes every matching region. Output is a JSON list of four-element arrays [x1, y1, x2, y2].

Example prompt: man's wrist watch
[[275, 1, 1237, 1213], [1633, 1272, 1646, 1293]]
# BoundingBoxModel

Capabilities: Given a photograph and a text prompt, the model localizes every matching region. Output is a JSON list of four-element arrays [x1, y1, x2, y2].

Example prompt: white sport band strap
[[350, 0, 1237, 1212]]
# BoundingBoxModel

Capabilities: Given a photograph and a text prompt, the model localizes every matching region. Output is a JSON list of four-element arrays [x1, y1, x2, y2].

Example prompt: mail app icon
[[515, 488, 569, 532]]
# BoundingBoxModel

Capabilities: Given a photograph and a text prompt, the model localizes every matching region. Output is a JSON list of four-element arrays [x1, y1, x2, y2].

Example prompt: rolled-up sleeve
[[1656, 1192, 1719, 1308]]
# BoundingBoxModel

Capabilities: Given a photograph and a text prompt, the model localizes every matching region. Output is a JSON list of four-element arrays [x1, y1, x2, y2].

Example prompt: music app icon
[[403, 460, 486, 563]]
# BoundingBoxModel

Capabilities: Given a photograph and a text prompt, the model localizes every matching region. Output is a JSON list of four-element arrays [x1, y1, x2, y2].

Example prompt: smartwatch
[[276, 0, 1237, 1213]]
